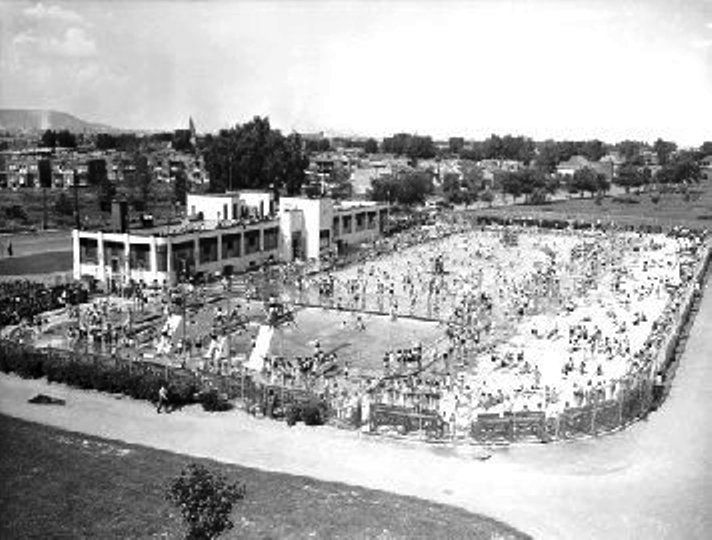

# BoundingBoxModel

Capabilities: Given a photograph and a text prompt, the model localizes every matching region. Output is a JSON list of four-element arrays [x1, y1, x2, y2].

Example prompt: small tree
[[480, 189, 495, 208], [167, 463, 246, 540]]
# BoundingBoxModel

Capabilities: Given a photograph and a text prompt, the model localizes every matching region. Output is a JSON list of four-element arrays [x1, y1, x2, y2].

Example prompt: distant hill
[[0, 109, 117, 133]]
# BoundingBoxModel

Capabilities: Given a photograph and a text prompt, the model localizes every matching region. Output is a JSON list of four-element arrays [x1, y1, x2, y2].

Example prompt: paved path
[[2, 282, 712, 539]]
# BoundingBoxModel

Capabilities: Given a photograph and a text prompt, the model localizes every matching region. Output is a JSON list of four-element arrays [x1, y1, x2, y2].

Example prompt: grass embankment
[[476, 185, 712, 229], [0, 414, 528, 539], [0, 251, 72, 275]]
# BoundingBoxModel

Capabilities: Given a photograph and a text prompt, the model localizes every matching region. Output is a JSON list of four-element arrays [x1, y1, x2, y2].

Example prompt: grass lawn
[[476, 185, 712, 229], [0, 250, 72, 275], [0, 414, 527, 539]]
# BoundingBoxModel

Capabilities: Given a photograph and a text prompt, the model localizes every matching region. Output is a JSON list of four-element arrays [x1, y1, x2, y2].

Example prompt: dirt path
[[2, 283, 712, 539]]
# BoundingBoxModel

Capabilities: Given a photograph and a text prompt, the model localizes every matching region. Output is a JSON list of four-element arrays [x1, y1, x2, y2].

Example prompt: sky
[[1, 0, 711, 145]]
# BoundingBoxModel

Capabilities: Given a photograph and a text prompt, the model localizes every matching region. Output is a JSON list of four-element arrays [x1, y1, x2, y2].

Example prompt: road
[[1, 281, 711, 539]]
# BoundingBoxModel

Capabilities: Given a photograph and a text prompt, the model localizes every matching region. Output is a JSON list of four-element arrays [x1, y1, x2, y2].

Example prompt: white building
[[73, 192, 387, 286]]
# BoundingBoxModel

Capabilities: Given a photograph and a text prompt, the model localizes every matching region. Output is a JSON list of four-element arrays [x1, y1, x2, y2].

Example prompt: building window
[[156, 245, 168, 272], [221, 233, 241, 259], [263, 227, 279, 251], [79, 238, 98, 265], [355, 213, 365, 231], [342, 215, 352, 234], [244, 229, 260, 255], [319, 229, 330, 248], [199, 237, 218, 263], [104, 240, 125, 268], [332, 217, 340, 238], [129, 243, 150, 270]]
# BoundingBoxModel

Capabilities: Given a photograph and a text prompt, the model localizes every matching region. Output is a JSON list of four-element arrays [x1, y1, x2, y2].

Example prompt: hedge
[[0, 344, 199, 407]]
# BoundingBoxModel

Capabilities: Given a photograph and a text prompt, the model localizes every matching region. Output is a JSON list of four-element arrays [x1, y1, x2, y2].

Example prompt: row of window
[[78, 227, 281, 270]]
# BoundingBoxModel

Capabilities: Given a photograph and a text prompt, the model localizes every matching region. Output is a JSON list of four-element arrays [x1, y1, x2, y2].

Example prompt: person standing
[[157, 384, 169, 413], [7, 242, 13, 257]]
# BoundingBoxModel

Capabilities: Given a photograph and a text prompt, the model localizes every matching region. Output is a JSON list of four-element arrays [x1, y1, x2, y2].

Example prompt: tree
[[441, 172, 463, 204], [535, 140, 560, 173], [654, 151, 701, 185], [174, 169, 189, 205], [173, 130, 193, 152], [448, 137, 465, 155], [167, 463, 246, 540], [202, 117, 308, 195], [500, 171, 523, 201], [363, 138, 379, 154], [614, 163, 644, 194], [128, 154, 152, 211], [304, 138, 330, 153], [369, 169, 433, 206], [480, 189, 495, 207], [54, 192, 74, 216], [581, 139, 607, 162], [569, 167, 606, 197], [87, 159, 107, 186], [40, 130, 56, 148], [652, 138, 677, 166], [616, 140, 646, 164], [98, 176, 116, 211], [56, 130, 77, 148], [96, 133, 117, 150]]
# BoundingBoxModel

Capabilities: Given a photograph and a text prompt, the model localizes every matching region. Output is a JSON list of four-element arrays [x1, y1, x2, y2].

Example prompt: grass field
[[0, 250, 72, 275], [0, 414, 527, 539], [476, 185, 712, 229]]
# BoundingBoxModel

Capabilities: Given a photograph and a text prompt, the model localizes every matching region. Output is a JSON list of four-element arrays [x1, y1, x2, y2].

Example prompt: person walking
[[7, 242, 13, 257], [157, 384, 169, 413]]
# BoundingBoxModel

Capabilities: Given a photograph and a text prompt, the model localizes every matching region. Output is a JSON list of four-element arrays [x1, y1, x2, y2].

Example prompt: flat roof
[[79, 217, 280, 239]]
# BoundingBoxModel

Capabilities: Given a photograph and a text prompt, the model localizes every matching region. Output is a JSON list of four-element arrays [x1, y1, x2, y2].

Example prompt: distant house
[[700, 155, 712, 181], [556, 155, 614, 180]]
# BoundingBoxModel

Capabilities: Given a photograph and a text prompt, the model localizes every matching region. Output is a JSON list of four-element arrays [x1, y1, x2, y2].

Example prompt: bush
[[167, 463, 246, 540], [0, 342, 199, 408], [300, 400, 327, 426], [200, 389, 232, 412], [285, 404, 300, 426]]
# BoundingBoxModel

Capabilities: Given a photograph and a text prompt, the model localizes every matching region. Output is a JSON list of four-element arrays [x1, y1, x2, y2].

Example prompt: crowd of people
[[6, 213, 709, 439], [0, 280, 88, 328]]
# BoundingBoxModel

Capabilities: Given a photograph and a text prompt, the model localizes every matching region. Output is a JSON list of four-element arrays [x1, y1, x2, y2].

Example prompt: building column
[[240, 231, 245, 259], [217, 233, 223, 262], [123, 233, 131, 285], [166, 240, 174, 285], [97, 231, 106, 282], [72, 230, 81, 280], [259, 226, 265, 252], [149, 237, 158, 274], [193, 237, 200, 267]]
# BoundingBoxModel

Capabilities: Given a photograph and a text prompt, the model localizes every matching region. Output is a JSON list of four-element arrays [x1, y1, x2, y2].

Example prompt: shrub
[[167, 463, 246, 540], [285, 404, 300, 426], [301, 400, 326, 426], [200, 389, 232, 412]]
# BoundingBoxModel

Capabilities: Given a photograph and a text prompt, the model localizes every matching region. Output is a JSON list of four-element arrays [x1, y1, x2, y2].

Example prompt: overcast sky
[[1, 0, 711, 144]]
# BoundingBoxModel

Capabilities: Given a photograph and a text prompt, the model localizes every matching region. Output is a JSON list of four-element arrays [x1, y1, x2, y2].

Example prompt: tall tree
[[363, 138, 379, 154], [87, 159, 107, 186], [614, 163, 644, 193], [652, 138, 677, 166], [173, 169, 189, 205], [202, 117, 308, 195]]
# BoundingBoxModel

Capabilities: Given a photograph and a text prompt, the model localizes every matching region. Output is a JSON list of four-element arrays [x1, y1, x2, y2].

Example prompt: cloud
[[49, 27, 97, 57], [691, 38, 712, 48], [23, 2, 84, 24]]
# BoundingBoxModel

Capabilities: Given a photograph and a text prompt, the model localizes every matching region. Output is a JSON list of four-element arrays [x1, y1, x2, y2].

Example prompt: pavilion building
[[72, 192, 388, 287]]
